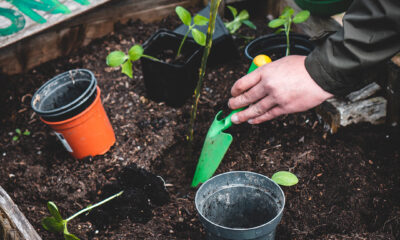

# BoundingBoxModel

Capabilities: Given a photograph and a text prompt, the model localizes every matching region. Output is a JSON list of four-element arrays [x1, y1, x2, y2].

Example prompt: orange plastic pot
[[42, 87, 115, 159]]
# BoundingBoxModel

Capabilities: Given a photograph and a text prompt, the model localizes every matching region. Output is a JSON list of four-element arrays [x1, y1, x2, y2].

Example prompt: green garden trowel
[[191, 55, 271, 187]]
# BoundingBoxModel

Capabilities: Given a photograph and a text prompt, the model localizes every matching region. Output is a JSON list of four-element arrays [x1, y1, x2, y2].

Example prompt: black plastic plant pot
[[174, 5, 239, 66], [244, 33, 315, 61], [31, 69, 97, 122], [141, 29, 202, 107], [195, 171, 285, 240]]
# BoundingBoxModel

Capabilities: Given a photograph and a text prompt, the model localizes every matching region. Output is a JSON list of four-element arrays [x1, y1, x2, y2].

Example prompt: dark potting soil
[[156, 49, 189, 65], [85, 164, 169, 230], [0, 6, 399, 240]]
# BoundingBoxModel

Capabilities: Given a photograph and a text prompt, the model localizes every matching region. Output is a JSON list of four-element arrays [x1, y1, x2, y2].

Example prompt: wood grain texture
[[0, 0, 200, 75], [0, 186, 42, 240], [0, 0, 111, 49]]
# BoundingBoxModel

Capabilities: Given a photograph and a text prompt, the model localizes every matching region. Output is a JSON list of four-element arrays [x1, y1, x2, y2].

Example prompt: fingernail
[[231, 114, 239, 124], [248, 119, 254, 124], [227, 100, 232, 109]]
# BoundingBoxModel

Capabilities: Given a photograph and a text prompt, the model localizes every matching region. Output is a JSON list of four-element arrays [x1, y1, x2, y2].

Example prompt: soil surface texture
[[0, 6, 399, 240]]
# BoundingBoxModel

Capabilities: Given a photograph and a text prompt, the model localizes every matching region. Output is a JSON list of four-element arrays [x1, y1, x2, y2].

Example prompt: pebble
[[3, 152, 6, 156]]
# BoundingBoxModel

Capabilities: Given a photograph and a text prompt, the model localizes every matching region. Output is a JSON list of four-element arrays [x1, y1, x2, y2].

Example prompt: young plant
[[175, 6, 209, 58], [188, 0, 220, 142], [12, 128, 30, 142], [106, 45, 159, 78], [224, 5, 256, 34], [271, 171, 298, 186], [42, 191, 123, 240], [268, 7, 310, 56]]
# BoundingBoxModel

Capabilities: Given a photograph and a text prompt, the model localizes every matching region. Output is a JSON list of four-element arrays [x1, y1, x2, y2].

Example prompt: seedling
[[12, 128, 30, 142], [42, 191, 123, 240], [224, 5, 256, 34], [175, 6, 209, 58], [268, 7, 310, 56], [106, 45, 159, 78], [271, 171, 298, 186]]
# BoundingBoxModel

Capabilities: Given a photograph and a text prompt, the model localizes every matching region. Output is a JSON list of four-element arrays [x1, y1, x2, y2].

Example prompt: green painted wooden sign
[[0, 0, 110, 48]]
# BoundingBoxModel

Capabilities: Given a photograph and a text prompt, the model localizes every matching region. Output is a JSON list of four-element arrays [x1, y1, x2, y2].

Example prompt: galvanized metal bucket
[[195, 171, 285, 240]]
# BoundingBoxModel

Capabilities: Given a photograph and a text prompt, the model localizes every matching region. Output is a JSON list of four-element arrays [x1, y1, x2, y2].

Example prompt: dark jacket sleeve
[[305, 0, 400, 96]]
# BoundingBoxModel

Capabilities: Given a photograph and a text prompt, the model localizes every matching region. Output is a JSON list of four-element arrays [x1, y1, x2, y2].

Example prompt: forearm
[[305, 0, 400, 96]]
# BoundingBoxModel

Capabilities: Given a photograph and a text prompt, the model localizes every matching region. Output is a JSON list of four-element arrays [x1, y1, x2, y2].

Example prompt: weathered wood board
[[0, 0, 200, 75], [0, 0, 111, 49], [0, 186, 42, 240]]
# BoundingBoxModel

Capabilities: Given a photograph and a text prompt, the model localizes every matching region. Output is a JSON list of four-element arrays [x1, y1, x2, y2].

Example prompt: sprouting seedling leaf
[[227, 5, 237, 18], [293, 10, 310, 24], [268, 6, 310, 56], [121, 60, 133, 79], [47, 201, 63, 221], [41, 191, 123, 240], [15, 128, 21, 135], [193, 14, 209, 26], [175, 6, 209, 58], [42, 216, 65, 233], [224, 6, 256, 34], [192, 28, 206, 46], [128, 45, 144, 61], [106, 51, 128, 67], [242, 19, 256, 30], [175, 6, 191, 26], [271, 171, 299, 186], [268, 19, 285, 28], [12, 136, 19, 142], [106, 45, 159, 79], [237, 9, 249, 21], [23, 130, 31, 136]]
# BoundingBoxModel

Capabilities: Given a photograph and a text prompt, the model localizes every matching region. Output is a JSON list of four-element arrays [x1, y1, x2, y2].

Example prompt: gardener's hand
[[228, 55, 333, 124]]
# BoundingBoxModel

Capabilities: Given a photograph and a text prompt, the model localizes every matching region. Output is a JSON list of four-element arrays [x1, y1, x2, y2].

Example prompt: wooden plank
[[0, 0, 111, 49], [0, 0, 200, 75], [0, 186, 42, 240]]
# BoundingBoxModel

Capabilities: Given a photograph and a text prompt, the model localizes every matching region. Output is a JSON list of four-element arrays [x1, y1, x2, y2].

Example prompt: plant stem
[[188, 0, 221, 142], [66, 191, 123, 222], [142, 54, 161, 62], [176, 28, 191, 59], [285, 18, 291, 56]]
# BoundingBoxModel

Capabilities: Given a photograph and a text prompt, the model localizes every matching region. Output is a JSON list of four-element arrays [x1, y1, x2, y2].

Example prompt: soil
[[0, 6, 399, 240]]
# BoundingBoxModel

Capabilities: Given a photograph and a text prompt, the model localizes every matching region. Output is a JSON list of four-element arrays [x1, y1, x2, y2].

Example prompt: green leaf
[[268, 19, 285, 28], [15, 128, 21, 135], [121, 60, 133, 79], [23, 130, 30, 136], [242, 19, 256, 30], [106, 51, 127, 67], [193, 14, 209, 26], [271, 171, 299, 186], [237, 9, 249, 21], [229, 21, 242, 34], [293, 10, 310, 23], [191, 28, 206, 46], [64, 233, 80, 240], [12, 136, 18, 141], [42, 217, 65, 233], [47, 201, 63, 221], [227, 5, 237, 18], [280, 6, 294, 19], [274, 28, 285, 34], [128, 45, 144, 61], [175, 6, 191, 26]]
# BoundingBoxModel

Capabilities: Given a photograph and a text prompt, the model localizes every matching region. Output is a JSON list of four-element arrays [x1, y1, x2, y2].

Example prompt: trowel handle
[[225, 54, 272, 125]]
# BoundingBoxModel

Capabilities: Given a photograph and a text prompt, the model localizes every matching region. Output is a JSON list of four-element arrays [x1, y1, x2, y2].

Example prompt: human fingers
[[230, 68, 262, 97], [247, 107, 285, 124], [228, 83, 267, 109], [231, 96, 276, 124]]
